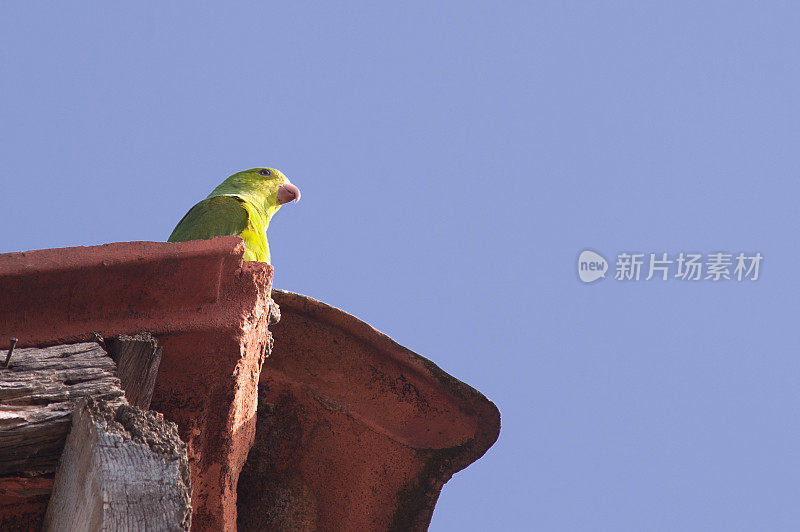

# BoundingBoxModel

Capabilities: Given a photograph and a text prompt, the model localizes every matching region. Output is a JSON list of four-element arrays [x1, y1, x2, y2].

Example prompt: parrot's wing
[[167, 195, 249, 242]]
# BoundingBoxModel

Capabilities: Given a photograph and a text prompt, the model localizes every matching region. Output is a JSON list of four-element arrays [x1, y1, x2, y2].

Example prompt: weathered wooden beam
[[0, 342, 125, 475], [106, 333, 162, 410], [42, 398, 192, 531]]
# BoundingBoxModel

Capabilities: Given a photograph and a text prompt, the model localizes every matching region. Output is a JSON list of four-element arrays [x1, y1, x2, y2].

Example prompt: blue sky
[[2, 3, 799, 530]]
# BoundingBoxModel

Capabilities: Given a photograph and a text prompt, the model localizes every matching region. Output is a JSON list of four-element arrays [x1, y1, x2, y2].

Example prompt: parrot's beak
[[277, 182, 301, 205]]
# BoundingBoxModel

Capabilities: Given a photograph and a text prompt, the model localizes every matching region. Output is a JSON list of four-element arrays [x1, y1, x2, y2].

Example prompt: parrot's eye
[[258, 169, 271, 176]]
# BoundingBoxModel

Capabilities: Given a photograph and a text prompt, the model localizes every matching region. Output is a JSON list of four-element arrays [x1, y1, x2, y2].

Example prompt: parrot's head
[[211, 167, 301, 217]]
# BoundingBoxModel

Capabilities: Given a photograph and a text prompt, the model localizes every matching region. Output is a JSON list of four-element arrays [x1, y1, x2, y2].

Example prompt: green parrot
[[168, 167, 300, 263]]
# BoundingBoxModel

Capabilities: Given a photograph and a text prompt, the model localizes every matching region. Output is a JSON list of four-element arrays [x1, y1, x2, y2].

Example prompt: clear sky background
[[1, 3, 798, 530]]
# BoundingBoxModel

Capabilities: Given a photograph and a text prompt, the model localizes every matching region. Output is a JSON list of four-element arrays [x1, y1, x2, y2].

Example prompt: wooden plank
[[107, 333, 162, 410], [0, 342, 125, 475], [42, 398, 192, 531]]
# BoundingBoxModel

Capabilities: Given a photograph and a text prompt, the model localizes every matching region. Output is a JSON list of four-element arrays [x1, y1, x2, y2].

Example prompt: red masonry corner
[[0, 237, 500, 531], [0, 236, 272, 531]]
